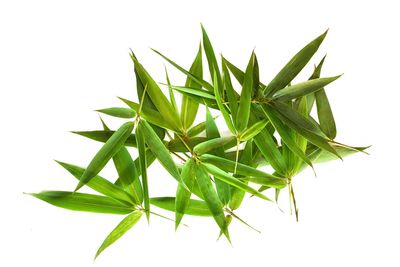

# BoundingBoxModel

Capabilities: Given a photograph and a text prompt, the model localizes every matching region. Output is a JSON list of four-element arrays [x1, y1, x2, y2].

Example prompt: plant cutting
[[28, 25, 369, 259]]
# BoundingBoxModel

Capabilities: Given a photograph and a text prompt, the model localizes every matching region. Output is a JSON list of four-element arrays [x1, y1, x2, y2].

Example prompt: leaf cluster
[[29, 26, 369, 259]]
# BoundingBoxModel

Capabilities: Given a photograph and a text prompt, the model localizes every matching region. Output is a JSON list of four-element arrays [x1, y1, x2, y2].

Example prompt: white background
[[1, 0, 399, 266]]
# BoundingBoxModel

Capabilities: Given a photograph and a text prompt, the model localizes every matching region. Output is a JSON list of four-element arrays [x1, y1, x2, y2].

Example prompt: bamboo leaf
[[199, 154, 286, 189], [72, 130, 137, 147], [29, 191, 134, 214], [235, 52, 255, 132], [138, 120, 181, 182], [195, 164, 230, 241], [136, 125, 150, 221], [213, 71, 236, 134], [130, 55, 182, 132], [201, 163, 271, 201], [181, 43, 203, 129], [150, 197, 212, 216], [170, 85, 215, 99], [187, 121, 207, 137], [222, 58, 238, 121], [96, 107, 136, 119], [95, 210, 142, 259], [151, 48, 214, 91], [262, 104, 314, 175], [165, 68, 178, 115], [240, 119, 269, 141], [100, 118, 143, 204], [315, 80, 337, 139], [193, 136, 236, 155], [314, 144, 370, 163], [272, 75, 341, 102], [56, 161, 134, 205], [264, 30, 328, 97], [175, 159, 196, 229], [75, 121, 135, 191]]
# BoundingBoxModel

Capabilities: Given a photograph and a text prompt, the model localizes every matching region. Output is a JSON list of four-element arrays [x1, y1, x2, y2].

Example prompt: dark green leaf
[[264, 30, 328, 97], [175, 159, 196, 229]]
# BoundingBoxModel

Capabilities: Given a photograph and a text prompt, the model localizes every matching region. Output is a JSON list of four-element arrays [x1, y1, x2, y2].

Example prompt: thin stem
[[233, 137, 240, 174], [171, 151, 186, 162], [225, 209, 261, 234], [149, 211, 188, 227], [176, 134, 194, 154]]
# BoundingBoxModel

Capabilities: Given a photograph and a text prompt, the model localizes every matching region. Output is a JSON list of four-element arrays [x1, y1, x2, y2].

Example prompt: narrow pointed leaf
[[195, 164, 230, 241], [201, 163, 271, 201], [181, 44, 203, 129], [315, 88, 337, 139], [235, 52, 255, 132], [96, 107, 136, 119], [95, 210, 142, 259], [199, 154, 286, 189], [136, 125, 150, 221], [170, 85, 215, 99], [187, 121, 207, 137], [314, 144, 370, 163], [75, 121, 135, 191], [213, 70, 236, 133], [273, 75, 341, 102], [56, 161, 134, 205], [165, 68, 178, 114], [240, 119, 269, 141], [193, 136, 236, 155], [29, 191, 134, 214], [175, 159, 196, 229], [222, 59, 238, 121], [150, 197, 212, 216], [265, 30, 328, 96], [72, 130, 137, 147], [138, 120, 181, 182]]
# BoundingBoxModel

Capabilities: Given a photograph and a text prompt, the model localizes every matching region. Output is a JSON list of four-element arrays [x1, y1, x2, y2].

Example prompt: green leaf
[[138, 120, 181, 182], [72, 130, 137, 147], [201, 24, 223, 94], [151, 48, 214, 91], [240, 119, 269, 141], [95, 210, 142, 259], [56, 161, 135, 205], [181, 43, 203, 129], [201, 163, 271, 201], [165, 68, 178, 115], [175, 159, 196, 229], [187, 121, 207, 137], [100, 118, 143, 205], [262, 104, 314, 175], [29, 191, 134, 214], [199, 154, 286, 189], [170, 85, 215, 99], [195, 164, 230, 241], [130, 55, 182, 132], [315, 86, 337, 139], [222, 56, 267, 88], [150, 197, 212, 216], [75, 121, 135, 191], [135, 125, 150, 221], [235, 52, 255, 132], [314, 144, 369, 163], [264, 30, 328, 97], [213, 70, 236, 134], [272, 75, 341, 102], [221, 57, 238, 121], [118, 97, 178, 132], [205, 106, 231, 206], [193, 136, 236, 155], [168, 137, 208, 152], [96, 107, 136, 119]]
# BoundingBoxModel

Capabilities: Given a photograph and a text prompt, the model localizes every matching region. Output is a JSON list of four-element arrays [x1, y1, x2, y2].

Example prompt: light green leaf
[[264, 30, 328, 96], [75, 121, 135, 191], [170, 85, 215, 99], [165, 68, 178, 115], [195, 164, 230, 241], [201, 163, 271, 201], [95, 210, 142, 259], [187, 121, 207, 137], [138, 120, 181, 182], [150, 197, 212, 216], [221, 57, 238, 121], [135, 125, 150, 221], [56, 161, 135, 205], [29, 191, 134, 214], [213, 70, 236, 134], [96, 107, 136, 119], [199, 154, 286, 189], [72, 130, 137, 147], [175, 159, 196, 229], [193, 136, 236, 155]]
